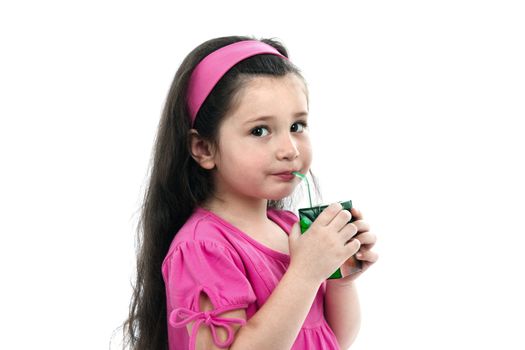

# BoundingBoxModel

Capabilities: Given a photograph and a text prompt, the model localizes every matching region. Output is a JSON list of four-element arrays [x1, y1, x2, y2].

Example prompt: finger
[[350, 219, 370, 233], [345, 238, 361, 256], [329, 208, 353, 231], [356, 249, 379, 263], [350, 207, 363, 220], [354, 231, 376, 246], [341, 223, 359, 244], [315, 202, 344, 226], [361, 241, 376, 250]]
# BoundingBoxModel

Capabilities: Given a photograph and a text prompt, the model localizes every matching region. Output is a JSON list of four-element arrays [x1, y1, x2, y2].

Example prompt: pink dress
[[161, 206, 341, 350]]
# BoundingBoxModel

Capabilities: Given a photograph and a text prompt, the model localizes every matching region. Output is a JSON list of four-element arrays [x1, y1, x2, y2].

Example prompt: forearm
[[324, 280, 361, 349], [231, 268, 321, 350]]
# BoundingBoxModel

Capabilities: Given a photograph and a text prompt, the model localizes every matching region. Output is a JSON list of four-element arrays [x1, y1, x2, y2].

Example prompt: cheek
[[240, 152, 270, 172], [237, 141, 270, 161], [222, 146, 268, 171], [300, 138, 313, 163]]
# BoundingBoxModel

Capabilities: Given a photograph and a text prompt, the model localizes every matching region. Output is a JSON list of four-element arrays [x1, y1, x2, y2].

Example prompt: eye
[[251, 125, 270, 137], [291, 121, 308, 133]]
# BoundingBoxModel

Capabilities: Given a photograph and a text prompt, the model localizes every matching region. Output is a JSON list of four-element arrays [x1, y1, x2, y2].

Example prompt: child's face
[[212, 73, 312, 202]]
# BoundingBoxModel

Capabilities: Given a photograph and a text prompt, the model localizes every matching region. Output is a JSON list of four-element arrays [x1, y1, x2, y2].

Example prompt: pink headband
[[186, 40, 288, 127]]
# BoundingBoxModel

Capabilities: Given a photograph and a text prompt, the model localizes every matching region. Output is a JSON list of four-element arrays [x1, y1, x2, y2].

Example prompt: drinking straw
[[292, 171, 313, 208]]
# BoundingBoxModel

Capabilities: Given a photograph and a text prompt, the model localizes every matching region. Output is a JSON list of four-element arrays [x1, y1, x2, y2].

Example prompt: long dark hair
[[122, 35, 321, 349]]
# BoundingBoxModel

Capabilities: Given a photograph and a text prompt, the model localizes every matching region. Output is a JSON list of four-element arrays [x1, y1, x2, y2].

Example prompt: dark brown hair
[[122, 35, 321, 349]]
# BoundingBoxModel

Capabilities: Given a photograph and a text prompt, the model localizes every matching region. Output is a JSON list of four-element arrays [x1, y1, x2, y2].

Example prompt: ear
[[188, 129, 217, 170]]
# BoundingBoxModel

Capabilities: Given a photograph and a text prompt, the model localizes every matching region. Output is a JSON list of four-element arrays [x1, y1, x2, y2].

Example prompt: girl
[[123, 36, 378, 350]]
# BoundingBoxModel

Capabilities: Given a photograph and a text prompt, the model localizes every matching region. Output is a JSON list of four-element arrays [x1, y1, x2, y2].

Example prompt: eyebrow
[[243, 111, 309, 125]]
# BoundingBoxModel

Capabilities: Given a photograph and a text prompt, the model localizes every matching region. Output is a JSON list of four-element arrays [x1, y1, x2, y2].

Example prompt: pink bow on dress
[[169, 305, 247, 349]]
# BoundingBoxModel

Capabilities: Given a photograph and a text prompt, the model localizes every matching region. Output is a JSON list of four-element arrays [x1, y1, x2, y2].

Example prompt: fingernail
[[356, 252, 363, 258]]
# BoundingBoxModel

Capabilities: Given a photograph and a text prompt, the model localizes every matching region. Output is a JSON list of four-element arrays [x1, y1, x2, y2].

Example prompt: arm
[[185, 208, 345, 350], [323, 206, 378, 349], [324, 280, 361, 349], [187, 267, 322, 350]]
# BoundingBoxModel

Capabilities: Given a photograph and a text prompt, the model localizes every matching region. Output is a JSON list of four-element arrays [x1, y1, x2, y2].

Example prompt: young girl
[[124, 36, 378, 350]]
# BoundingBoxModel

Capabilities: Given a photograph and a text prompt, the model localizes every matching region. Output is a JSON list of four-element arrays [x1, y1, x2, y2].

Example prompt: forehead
[[225, 74, 308, 123]]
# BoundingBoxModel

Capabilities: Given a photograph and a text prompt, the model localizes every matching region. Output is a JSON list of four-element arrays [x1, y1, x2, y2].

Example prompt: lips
[[272, 170, 300, 181], [273, 170, 298, 176]]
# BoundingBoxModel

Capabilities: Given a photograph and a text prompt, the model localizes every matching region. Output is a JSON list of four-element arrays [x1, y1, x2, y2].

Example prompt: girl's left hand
[[331, 207, 378, 284]]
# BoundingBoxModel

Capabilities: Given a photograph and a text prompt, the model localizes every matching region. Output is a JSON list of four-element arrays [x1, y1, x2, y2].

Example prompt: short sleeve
[[162, 240, 256, 349]]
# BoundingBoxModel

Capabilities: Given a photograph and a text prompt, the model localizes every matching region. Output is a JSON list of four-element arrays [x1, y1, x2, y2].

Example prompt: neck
[[202, 195, 271, 229]]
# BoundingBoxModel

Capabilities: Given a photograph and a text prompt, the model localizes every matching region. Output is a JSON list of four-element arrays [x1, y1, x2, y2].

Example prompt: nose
[[276, 132, 300, 160]]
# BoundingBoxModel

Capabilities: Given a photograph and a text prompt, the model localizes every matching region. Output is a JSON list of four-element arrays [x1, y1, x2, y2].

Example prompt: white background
[[1, 1, 524, 349]]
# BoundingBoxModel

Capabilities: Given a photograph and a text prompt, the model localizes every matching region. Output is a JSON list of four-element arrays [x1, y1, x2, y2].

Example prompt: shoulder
[[163, 208, 241, 264], [161, 239, 246, 286], [170, 208, 234, 247]]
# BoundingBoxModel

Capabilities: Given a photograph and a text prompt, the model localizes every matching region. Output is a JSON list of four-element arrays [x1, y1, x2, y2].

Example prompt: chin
[[266, 189, 295, 201], [259, 180, 299, 201]]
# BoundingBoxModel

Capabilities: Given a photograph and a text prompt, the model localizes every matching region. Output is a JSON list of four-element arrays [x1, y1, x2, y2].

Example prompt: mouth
[[273, 170, 299, 176], [272, 170, 300, 181]]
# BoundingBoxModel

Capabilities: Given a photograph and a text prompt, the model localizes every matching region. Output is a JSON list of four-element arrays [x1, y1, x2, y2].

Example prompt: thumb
[[289, 221, 301, 242]]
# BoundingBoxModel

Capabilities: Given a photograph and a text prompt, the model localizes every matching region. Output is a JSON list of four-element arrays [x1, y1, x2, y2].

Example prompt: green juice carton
[[293, 172, 362, 279]]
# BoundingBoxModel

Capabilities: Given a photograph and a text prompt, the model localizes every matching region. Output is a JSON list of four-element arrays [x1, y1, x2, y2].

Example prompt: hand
[[288, 203, 362, 285], [330, 207, 378, 285]]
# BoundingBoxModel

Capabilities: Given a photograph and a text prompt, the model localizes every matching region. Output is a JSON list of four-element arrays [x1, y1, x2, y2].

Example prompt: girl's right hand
[[288, 202, 361, 285]]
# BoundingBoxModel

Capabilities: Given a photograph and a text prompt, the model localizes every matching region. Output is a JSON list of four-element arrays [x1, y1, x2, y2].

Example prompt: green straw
[[292, 171, 313, 208]]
